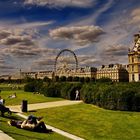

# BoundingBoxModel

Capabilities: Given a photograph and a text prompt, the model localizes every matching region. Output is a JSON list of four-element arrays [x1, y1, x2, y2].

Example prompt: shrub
[[41, 85, 61, 97], [67, 76, 73, 82], [24, 81, 43, 92], [97, 77, 112, 83], [59, 76, 66, 82], [73, 76, 79, 82]]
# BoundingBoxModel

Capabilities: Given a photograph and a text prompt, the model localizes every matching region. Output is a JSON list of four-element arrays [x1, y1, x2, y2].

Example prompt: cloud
[[33, 58, 55, 67], [3, 45, 57, 59], [0, 65, 14, 70], [76, 54, 99, 66], [96, 44, 129, 65], [0, 30, 11, 40], [1, 35, 34, 46], [31, 56, 56, 71], [131, 8, 140, 24], [0, 21, 54, 59], [49, 26, 104, 46], [0, 28, 34, 47], [104, 44, 128, 56], [24, 0, 95, 8], [66, 0, 114, 26], [0, 59, 5, 64]]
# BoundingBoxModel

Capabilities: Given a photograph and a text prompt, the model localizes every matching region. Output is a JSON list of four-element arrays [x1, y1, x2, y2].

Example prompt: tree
[[79, 77, 85, 83], [73, 76, 79, 82], [43, 76, 51, 82], [97, 77, 112, 83], [85, 77, 90, 83], [54, 76, 59, 82], [67, 76, 73, 82], [59, 76, 66, 82]]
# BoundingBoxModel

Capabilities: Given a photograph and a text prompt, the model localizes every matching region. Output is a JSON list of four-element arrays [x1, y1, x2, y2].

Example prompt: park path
[[0, 130, 15, 140], [1, 100, 85, 140], [7, 100, 83, 113]]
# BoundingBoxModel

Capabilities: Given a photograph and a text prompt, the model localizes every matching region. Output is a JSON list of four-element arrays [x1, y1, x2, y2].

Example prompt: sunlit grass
[[0, 115, 70, 140], [26, 103, 140, 140], [1, 90, 63, 105], [0, 83, 64, 105]]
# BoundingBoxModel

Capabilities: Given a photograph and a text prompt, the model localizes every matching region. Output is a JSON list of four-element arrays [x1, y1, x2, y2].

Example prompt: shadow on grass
[[28, 110, 37, 112], [3, 115, 19, 120], [4, 130, 52, 140]]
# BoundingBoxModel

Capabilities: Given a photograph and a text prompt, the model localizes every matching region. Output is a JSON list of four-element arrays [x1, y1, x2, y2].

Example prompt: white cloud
[[49, 26, 104, 46], [77, 55, 97, 66], [24, 0, 95, 8], [67, 0, 114, 26], [131, 8, 140, 24], [104, 44, 128, 56]]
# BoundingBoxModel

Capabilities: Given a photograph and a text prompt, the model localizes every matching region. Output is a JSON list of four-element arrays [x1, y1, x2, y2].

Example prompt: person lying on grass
[[8, 115, 53, 133]]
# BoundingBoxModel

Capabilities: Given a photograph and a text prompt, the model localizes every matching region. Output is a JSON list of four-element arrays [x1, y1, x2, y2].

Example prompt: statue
[[133, 32, 140, 51]]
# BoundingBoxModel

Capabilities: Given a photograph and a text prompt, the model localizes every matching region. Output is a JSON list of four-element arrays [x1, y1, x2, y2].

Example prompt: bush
[[73, 77, 79, 82], [97, 77, 112, 83], [40, 83, 62, 97], [24, 80, 43, 92], [80, 82, 140, 111], [67, 76, 73, 82], [59, 76, 66, 82]]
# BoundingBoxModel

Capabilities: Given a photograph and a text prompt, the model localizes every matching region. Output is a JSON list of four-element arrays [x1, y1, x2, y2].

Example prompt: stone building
[[128, 33, 140, 82], [21, 71, 54, 79], [96, 64, 129, 82], [20, 66, 97, 80]]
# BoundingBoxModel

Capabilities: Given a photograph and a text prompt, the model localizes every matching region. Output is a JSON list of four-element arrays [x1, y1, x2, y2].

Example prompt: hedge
[[24, 80, 140, 111]]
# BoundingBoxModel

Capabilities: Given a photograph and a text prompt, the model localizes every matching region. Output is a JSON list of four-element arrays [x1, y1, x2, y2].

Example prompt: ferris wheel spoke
[[54, 49, 78, 75]]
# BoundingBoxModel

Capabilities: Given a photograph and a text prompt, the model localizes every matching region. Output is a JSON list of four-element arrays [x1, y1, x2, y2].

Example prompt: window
[[139, 65, 140, 72], [132, 74, 135, 81], [138, 57, 140, 62], [132, 57, 134, 63], [132, 65, 134, 71]]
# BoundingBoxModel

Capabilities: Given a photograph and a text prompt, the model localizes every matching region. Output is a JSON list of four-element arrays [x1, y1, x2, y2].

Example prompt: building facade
[[128, 33, 140, 82], [20, 66, 97, 80], [96, 64, 129, 82]]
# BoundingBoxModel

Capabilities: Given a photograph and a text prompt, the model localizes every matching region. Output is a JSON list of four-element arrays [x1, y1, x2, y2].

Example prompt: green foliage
[[72, 76, 79, 82], [40, 83, 61, 97], [24, 80, 43, 92], [22, 77, 140, 111], [60, 83, 73, 99], [79, 77, 85, 83], [66, 76, 73, 82], [97, 77, 112, 83], [80, 82, 140, 111], [54, 76, 59, 82], [43, 76, 51, 82], [59, 76, 66, 82], [84, 77, 90, 83]]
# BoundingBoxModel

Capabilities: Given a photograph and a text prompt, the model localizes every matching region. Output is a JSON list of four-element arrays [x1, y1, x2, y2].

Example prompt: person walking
[[75, 90, 80, 100]]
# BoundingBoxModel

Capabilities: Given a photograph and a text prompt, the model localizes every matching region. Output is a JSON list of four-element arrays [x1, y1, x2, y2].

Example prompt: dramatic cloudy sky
[[0, 0, 140, 75]]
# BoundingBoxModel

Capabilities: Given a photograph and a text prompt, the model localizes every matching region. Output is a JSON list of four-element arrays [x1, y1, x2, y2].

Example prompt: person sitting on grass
[[0, 96, 5, 105], [8, 93, 17, 99], [8, 115, 53, 133]]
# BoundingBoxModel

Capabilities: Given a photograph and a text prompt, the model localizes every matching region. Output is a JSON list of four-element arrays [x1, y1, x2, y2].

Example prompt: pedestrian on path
[[75, 90, 80, 100]]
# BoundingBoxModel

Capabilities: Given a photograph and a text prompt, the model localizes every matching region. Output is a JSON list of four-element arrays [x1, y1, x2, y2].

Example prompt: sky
[[0, 0, 140, 75]]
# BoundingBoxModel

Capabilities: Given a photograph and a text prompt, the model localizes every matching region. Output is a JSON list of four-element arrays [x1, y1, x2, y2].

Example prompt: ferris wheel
[[54, 49, 78, 74]]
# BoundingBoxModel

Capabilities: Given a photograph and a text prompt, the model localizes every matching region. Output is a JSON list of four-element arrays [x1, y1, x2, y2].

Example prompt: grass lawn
[[0, 90, 64, 105], [25, 103, 140, 140], [0, 83, 24, 90], [0, 83, 64, 105], [0, 115, 70, 140]]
